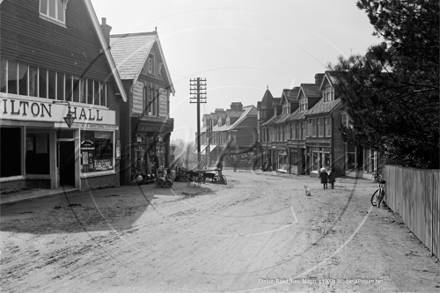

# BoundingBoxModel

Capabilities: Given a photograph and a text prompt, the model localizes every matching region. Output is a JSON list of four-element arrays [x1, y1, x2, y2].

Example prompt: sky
[[91, 0, 382, 143]]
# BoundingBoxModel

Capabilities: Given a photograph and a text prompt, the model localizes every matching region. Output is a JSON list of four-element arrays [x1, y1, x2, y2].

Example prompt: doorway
[[59, 141, 75, 186]]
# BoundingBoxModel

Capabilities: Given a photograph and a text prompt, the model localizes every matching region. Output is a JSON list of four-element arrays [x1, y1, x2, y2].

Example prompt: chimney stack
[[100, 17, 112, 49], [230, 102, 243, 111]]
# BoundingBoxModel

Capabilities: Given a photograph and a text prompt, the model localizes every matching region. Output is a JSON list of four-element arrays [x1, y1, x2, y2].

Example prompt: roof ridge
[[111, 32, 157, 38]]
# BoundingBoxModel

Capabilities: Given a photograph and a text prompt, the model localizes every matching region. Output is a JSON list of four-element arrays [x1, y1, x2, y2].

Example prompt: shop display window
[[0, 127, 22, 178], [26, 132, 50, 175], [80, 131, 113, 173]]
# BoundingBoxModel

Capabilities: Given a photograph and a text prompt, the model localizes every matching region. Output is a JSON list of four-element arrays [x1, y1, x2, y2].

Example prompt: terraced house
[[0, 0, 128, 193], [200, 102, 257, 168]]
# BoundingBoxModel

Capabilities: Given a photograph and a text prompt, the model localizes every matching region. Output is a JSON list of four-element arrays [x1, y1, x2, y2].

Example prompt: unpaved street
[[1, 170, 439, 293]]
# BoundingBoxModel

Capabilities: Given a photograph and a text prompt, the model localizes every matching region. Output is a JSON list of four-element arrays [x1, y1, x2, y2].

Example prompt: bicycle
[[371, 172, 385, 207]]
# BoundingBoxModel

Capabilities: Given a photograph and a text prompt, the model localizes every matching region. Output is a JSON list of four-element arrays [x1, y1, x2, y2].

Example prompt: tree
[[330, 0, 439, 169]]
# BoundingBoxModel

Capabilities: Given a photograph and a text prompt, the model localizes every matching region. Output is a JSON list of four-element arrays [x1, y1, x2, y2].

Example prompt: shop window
[[26, 133, 50, 175], [80, 131, 114, 173], [324, 152, 331, 168], [40, 0, 66, 24], [346, 144, 356, 171], [7, 60, 18, 94], [0, 127, 22, 178], [312, 152, 319, 171], [0, 59, 6, 93]]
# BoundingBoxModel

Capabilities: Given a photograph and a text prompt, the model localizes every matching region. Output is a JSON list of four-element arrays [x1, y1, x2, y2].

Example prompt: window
[[323, 86, 334, 102], [0, 127, 22, 178], [40, 0, 66, 24], [0, 59, 6, 93], [325, 117, 332, 137], [39, 68, 48, 98], [48, 70, 56, 99], [26, 132, 50, 175], [18, 63, 28, 96], [29, 66, 38, 97], [81, 131, 114, 173], [300, 97, 307, 111], [7, 60, 18, 94], [148, 55, 154, 74], [87, 79, 94, 104], [307, 120, 312, 137], [57, 72, 64, 100], [318, 118, 324, 137]]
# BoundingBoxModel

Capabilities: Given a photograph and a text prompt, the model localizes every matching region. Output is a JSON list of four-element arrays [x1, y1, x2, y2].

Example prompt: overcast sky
[[91, 0, 382, 142]]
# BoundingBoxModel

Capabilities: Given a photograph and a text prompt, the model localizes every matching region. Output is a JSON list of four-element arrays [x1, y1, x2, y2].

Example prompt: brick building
[[0, 0, 127, 193]]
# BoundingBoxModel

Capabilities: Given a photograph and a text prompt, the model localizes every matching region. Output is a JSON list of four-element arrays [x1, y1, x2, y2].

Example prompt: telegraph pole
[[190, 78, 207, 170]]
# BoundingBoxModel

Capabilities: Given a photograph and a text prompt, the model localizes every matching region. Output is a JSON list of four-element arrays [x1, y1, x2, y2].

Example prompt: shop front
[[307, 146, 332, 176], [0, 96, 119, 193], [127, 117, 173, 183]]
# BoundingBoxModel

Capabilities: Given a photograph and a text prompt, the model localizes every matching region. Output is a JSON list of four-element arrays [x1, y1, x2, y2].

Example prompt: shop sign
[[132, 81, 144, 114], [1, 97, 115, 125], [159, 88, 167, 118]]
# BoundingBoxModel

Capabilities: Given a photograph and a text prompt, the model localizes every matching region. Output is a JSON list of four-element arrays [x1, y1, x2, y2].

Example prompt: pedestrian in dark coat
[[319, 168, 328, 189], [328, 168, 336, 189]]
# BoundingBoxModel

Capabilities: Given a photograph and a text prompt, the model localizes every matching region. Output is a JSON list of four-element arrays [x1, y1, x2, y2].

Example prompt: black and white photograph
[[0, 0, 439, 292]]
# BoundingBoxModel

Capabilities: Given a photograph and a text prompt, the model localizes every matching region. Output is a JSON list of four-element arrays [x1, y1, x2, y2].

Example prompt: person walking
[[319, 167, 328, 189], [328, 167, 336, 189]]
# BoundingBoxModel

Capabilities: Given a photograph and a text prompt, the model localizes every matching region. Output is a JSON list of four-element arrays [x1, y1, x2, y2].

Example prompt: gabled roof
[[273, 98, 281, 105], [110, 32, 175, 94], [282, 87, 300, 103], [306, 98, 341, 116], [319, 71, 339, 89], [299, 84, 321, 98], [260, 89, 274, 108], [84, 0, 127, 102]]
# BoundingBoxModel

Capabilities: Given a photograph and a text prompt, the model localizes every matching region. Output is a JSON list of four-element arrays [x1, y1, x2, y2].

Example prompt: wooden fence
[[384, 165, 440, 258]]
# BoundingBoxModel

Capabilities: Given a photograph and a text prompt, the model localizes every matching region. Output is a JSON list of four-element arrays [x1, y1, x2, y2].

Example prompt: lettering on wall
[[132, 81, 144, 115], [159, 88, 168, 118], [1, 98, 115, 125]]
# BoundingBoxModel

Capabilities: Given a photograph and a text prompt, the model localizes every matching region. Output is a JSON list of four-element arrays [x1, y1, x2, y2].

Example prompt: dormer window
[[40, 0, 67, 25], [299, 97, 307, 111], [323, 86, 334, 102]]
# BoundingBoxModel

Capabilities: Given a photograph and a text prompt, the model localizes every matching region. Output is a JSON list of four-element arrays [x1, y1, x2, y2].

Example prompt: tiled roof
[[226, 110, 244, 118], [283, 87, 300, 103], [261, 115, 277, 126], [300, 84, 321, 98], [273, 98, 281, 105], [286, 108, 307, 122], [110, 32, 157, 80], [272, 114, 290, 124], [306, 98, 341, 116]]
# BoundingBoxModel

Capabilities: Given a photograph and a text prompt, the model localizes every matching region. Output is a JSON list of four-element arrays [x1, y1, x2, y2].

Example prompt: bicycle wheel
[[221, 175, 227, 185], [371, 189, 379, 206]]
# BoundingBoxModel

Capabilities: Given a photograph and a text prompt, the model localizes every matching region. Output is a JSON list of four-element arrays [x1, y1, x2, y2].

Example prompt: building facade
[[200, 103, 257, 168], [0, 0, 128, 193], [110, 32, 175, 185]]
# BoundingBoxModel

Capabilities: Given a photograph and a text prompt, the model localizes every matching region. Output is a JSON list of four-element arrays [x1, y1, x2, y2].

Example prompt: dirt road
[[1, 170, 439, 292]]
